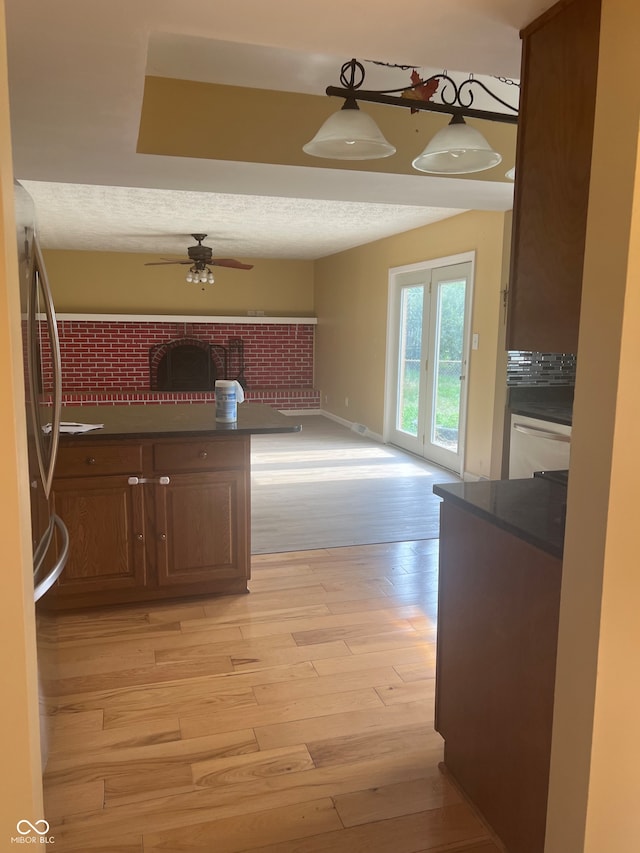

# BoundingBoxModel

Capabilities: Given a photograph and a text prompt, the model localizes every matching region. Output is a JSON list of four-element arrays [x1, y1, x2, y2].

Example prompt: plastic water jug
[[215, 379, 245, 423]]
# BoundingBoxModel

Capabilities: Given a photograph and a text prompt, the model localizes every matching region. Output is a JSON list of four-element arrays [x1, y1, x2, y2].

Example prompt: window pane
[[432, 280, 464, 451], [397, 286, 423, 436]]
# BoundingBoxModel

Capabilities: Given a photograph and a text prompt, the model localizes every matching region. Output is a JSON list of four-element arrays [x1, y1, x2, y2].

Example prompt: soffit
[[5, 0, 557, 259]]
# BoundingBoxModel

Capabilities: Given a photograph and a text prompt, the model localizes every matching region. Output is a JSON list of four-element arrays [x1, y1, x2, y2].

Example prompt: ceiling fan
[[145, 234, 253, 284]]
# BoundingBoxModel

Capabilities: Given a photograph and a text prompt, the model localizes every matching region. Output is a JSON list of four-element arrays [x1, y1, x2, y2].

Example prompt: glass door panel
[[396, 285, 424, 437], [431, 278, 465, 454]]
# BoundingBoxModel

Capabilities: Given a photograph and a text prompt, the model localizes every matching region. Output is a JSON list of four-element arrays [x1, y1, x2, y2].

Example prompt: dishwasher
[[508, 413, 571, 479]]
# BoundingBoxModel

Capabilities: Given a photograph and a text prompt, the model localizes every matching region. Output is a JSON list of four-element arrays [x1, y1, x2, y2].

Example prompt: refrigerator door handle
[[34, 514, 69, 603], [32, 516, 55, 580], [27, 236, 62, 499]]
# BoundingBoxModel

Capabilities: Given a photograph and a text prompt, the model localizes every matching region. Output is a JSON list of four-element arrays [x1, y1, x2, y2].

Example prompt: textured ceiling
[[21, 182, 466, 259], [5, 0, 556, 259]]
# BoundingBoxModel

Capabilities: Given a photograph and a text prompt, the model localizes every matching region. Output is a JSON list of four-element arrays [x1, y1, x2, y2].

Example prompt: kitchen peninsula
[[433, 477, 566, 853], [46, 402, 301, 609]]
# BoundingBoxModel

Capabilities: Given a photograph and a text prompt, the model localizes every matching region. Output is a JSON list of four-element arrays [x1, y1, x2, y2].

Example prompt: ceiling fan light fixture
[[303, 98, 396, 161], [412, 114, 502, 175]]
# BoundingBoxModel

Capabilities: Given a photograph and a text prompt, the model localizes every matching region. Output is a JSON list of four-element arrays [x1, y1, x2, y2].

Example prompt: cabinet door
[[507, 0, 601, 353], [154, 471, 249, 589], [436, 501, 561, 853], [51, 475, 146, 595]]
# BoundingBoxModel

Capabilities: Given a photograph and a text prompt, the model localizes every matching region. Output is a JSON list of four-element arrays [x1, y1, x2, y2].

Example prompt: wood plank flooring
[[250, 416, 459, 553], [41, 542, 503, 852]]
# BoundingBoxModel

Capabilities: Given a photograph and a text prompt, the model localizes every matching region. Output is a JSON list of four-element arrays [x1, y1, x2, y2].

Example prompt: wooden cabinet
[[52, 473, 147, 596], [48, 435, 250, 608], [155, 470, 248, 588], [507, 0, 601, 353], [436, 500, 561, 853]]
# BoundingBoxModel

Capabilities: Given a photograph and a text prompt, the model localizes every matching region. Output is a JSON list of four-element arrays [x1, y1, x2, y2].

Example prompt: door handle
[[34, 514, 69, 602], [128, 476, 171, 485], [512, 424, 571, 443]]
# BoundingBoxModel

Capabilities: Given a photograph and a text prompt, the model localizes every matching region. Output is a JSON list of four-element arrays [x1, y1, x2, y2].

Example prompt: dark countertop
[[509, 402, 573, 426], [433, 478, 566, 558], [507, 385, 573, 425], [57, 402, 302, 440]]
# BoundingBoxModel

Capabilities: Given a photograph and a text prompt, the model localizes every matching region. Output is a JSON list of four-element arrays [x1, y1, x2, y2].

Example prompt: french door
[[386, 258, 473, 474]]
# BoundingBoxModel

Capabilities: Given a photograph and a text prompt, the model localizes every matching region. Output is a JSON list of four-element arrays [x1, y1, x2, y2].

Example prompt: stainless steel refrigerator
[[15, 181, 68, 603]]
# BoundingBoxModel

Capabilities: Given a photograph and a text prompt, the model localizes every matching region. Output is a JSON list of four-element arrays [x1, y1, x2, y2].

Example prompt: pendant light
[[411, 114, 502, 175], [303, 98, 396, 160]]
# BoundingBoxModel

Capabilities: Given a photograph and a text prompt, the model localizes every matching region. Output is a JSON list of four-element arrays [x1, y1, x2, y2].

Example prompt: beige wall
[[43, 250, 315, 316], [314, 209, 508, 479], [545, 0, 640, 848], [0, 0, 45, 839]]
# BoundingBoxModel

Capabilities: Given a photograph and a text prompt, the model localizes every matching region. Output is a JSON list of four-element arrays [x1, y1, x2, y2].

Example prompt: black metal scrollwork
[[329, 58, 518, 124]]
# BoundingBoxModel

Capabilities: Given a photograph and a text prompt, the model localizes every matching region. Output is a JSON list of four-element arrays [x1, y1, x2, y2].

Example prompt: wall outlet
[[344, 396, 349, 407], [472, 333, 479, 350]]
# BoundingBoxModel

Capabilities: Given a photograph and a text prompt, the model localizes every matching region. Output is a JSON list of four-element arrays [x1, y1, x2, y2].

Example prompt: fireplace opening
[[149, 338, 228, 391]]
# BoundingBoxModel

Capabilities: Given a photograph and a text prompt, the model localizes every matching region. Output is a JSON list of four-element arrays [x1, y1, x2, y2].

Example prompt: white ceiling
[[4, 0, 555, 260]]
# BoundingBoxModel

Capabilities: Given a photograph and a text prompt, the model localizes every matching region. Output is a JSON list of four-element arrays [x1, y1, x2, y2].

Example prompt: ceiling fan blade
[[211, 259, 254, 270], [144, 260, 192, 266]]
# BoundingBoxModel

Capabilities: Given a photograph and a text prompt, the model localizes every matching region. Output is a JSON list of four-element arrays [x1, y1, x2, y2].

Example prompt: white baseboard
[[317, 409, 384, 443], [281, 408, 476, 478], [277, 408, 323, 416]]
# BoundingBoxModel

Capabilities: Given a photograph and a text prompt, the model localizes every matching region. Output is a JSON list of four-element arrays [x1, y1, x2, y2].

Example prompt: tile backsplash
[[507, 351, 576, 386]]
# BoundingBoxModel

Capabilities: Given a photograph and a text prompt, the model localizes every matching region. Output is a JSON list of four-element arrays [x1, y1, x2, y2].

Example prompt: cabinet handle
[[86, 456, 96, 465], [136, 533, 144, 541], [159, 533, 167, 541], [128, 476, 171, 485], [199, 450, 208, 459]]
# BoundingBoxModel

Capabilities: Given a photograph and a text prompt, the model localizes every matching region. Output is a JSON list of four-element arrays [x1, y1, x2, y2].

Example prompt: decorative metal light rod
[[325, 59, 518, 125]]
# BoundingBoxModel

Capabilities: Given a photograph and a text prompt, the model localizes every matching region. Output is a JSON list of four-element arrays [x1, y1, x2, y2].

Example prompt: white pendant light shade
[[303, 100, 396, 160], [412, 114, 502, 175], [505, 166, 516, 180]]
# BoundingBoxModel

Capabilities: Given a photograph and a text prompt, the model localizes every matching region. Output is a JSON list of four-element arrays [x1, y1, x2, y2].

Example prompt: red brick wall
[[44, 319, 319, 408], [55, 320, 315, 391]]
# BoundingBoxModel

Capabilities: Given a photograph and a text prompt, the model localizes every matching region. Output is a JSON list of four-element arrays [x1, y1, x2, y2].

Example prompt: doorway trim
[[383, 251, 476, 477]]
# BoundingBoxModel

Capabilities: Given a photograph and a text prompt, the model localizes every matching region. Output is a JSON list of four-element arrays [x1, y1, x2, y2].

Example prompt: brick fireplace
[[52, 318, 319, 409]]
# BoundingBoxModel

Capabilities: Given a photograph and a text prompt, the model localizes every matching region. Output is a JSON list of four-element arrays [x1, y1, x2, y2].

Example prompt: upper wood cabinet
[[507, 0, 601, 354]]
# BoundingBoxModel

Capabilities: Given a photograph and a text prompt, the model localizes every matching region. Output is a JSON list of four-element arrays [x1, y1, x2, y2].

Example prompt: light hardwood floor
[[41, 542, 502, 852]]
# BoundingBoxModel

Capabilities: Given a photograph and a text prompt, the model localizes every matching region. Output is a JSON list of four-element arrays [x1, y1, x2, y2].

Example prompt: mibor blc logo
[[11, 820, 55, 845]]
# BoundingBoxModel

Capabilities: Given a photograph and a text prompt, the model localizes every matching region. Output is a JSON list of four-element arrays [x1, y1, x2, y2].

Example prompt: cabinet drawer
[[56, 444, 143, 478], [153, 438, 246, 473]]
